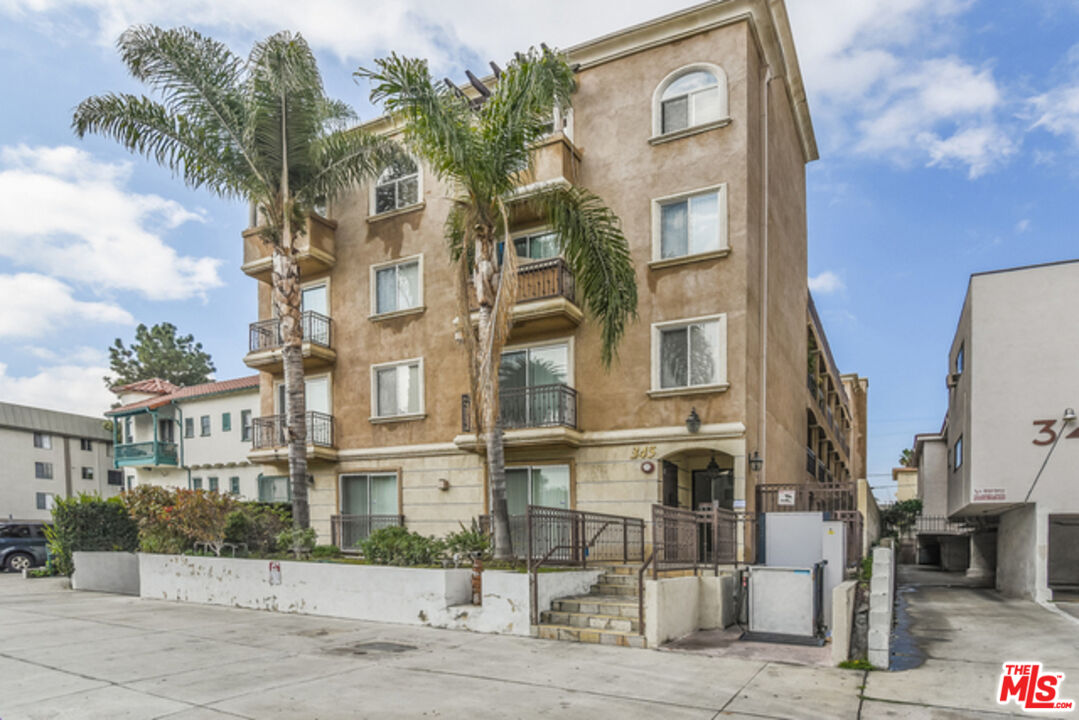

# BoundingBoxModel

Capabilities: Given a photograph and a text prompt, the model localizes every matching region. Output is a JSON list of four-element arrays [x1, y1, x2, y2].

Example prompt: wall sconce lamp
[[686, 408, 701, 434], [438, 478, 451, 491], [749, 451, 764, 473], [1065, 408, 1077, 424]]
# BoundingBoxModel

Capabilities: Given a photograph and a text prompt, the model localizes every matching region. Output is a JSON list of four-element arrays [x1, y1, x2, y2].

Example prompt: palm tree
[[359, 48, 638, 559], [74, 26, 397, 530]]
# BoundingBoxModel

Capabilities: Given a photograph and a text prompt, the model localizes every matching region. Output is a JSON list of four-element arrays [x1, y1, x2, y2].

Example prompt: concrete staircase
[[534, 565, 646, 648]]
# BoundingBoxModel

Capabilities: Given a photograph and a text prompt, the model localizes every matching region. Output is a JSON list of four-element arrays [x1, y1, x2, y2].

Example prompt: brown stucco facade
[[241, 0, 861, 553]]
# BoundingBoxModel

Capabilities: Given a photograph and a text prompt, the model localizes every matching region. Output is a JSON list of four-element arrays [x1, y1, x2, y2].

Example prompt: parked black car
[[0, 523, 48, 572]]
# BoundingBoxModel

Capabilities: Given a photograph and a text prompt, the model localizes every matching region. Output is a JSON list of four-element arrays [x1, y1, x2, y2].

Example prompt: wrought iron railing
[[248, 311, 333, 352], [911, 515, 975, 536], [757, 481, 857, 513], [114, 441, 178, 465], [331, 514, 405, 550], [468, 257, 576, 309], [251, 411, 335, 449], [805, 447, 816, 475], [650, 503, 743, 578], [522, 505, 645, 625], [461, 383, 577, 432]]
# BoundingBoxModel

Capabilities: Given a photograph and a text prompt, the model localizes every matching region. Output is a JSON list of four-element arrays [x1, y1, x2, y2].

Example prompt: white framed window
[[510, 229, 560, 262], [340, 473, 399, 515], [652, 64, 729, 138], [506, 464, 570, 516], [229, 477, 240, 495], [371, 157, 421, 215], [259, 475, 290, 503], [371, 358, 424, 421], [35, 462, 53, 479], [370, 255, 423, 316], [32, 432, 52, 449], [651, 314, 728, 394], [81, 467, 94, 480], [953, 436, 963, 471], [80, 438, 92, 452], [652, 185, 727, 263]]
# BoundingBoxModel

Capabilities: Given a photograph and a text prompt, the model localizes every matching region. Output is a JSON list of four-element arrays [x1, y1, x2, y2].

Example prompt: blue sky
[[1, 0, 1078, 500]]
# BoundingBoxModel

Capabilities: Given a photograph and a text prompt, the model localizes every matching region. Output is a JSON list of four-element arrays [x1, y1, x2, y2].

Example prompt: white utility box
[[747, 565, 819, 638]]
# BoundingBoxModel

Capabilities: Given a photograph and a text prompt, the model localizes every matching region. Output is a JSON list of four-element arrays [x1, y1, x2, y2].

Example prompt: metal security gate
[[1048, 515, 1079, 589]]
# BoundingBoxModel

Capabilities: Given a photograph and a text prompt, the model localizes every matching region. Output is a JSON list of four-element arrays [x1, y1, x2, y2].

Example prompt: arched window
[[653, 64, 729, 138], [373, 157, 420, 214]]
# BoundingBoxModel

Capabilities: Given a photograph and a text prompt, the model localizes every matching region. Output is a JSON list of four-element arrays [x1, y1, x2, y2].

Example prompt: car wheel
[[4, 552, 33, 572]]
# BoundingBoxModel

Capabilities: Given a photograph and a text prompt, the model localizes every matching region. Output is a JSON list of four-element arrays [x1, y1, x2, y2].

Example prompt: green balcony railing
[[115, 441, 179, 467]]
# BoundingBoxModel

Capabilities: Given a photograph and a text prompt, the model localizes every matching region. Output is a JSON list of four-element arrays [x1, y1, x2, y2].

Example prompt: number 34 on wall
[[1032, 419, 1079, 446], [630, 445, 657, 459]]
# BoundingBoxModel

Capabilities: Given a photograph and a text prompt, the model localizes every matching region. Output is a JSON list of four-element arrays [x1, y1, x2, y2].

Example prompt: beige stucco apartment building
[[107, 377, 266, 501], [241, 0, 866, 554], [915, 260, 1079, 600], [0, 402, 118, 522]]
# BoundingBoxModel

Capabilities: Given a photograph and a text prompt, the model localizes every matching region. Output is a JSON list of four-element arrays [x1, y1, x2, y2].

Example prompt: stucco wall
[[72, 551, 140, 595], [643, 573, 736, 647], [831, 579, 857, 665], [917, 438, 948, 517]]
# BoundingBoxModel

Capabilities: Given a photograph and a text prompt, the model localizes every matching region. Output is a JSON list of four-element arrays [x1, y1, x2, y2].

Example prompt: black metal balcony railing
[[461, 383, 577, 432], [331, 514, 404, 550], [251, 411, 335, 449], [248, 311, 333, 353], [468, 257, 576, 309], [805, 447, 816, 475]]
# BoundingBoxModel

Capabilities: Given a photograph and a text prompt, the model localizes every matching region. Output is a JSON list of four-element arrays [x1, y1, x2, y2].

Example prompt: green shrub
[[360, 526, 446, 566], [277, 527, 317, 557], [123, 485, 188, 553], [859, 554, 873, 583], [838, 659, 875, 671], [311, 544, 341, 559], [47, 493, 138, 576], [445, 519, 490, 560], [223, 503, 290, 553]]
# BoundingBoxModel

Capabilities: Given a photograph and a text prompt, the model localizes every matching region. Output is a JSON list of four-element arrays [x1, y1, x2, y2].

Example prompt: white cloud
[[0, 360, 113, 417], [0, 144, 221, 301], [787, 0, 1015, 178], [808, 270, 845, 294], [1029, 83, 1079, 147], [1015, 218, 1030, 234], [0, 273, 134, 339]]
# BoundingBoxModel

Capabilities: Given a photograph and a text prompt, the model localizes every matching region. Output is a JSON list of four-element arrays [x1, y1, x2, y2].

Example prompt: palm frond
[[533, 186, 638, 366], [72, 93, 249, 199], [298, 129, 402, 208], [357, 54, 479, 189]]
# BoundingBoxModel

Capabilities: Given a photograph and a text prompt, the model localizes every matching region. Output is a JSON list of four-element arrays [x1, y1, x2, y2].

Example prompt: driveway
[[861, 565, 1079, 718], [0, 570, 1076, 719]]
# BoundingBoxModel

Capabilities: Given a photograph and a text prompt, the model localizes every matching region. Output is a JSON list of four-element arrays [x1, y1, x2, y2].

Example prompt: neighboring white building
[[916, 260, 1079, 601], [0, 402, 118, 522], [107, 376, 268, 501]]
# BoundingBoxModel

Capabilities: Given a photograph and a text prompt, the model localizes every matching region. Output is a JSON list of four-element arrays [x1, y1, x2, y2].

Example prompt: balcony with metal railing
[[467, 257, 582, 335], [114, 441, 179, 467], [249, 411, 337, 463], [243, 311, 335, 371], [242, 213, 336, 283], [331, 514, 405, 551], [461, 383, 578, 433]]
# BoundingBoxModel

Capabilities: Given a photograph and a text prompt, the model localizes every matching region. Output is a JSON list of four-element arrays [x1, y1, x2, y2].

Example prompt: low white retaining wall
[[868, 545, 895, 668], [138, 554, 600, 635], [643, 573, 736, 647], [72, 551, 140, 595], [831, 579, 858, 665]]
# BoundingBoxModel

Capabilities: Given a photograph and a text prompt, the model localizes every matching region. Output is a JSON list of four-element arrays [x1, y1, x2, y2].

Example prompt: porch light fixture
[[686, 407, 701, 434], [1065, 408, 1077, 424], [749, 451, 763, 473], [1024, 406, 1075, 502]]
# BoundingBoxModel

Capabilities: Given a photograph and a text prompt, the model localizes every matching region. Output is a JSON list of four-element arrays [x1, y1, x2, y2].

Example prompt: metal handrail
[[248, 311, 333, 352], [461, 383, 577, 432], [251, 411, 335, 449], [637, 551, 655, 638]]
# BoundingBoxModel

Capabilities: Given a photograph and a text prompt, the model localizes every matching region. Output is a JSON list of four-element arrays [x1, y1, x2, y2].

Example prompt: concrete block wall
[[72, 552, 140, 596], [867, 545, 895, 669], [830, 579, 857, 665]]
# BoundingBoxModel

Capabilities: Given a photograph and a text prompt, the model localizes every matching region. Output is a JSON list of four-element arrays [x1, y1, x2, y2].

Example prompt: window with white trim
[[512, 230, 560, 261], [373, 157, 419, 214], [340, 473, 399, 515], [35, 462, 53, 479], [81, 467, 94, 480], [652, 315, 727, 392], [653, 65, 728, 137], [654, 186, 726, 261], [506, 464, 570, 516], [373, 257, 422, 315], [33, 432, 52, 449], [372, 359, 424, 419]]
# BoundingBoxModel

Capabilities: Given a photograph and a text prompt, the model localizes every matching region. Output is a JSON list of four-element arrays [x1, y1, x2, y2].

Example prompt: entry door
[[277, 377, 330, 415], [662, 461, 679, 507], [692, 469, 734, 510], [302, 284, 327, 315], [1048, 515, 1079, 588], [301, 284, 329, 345]]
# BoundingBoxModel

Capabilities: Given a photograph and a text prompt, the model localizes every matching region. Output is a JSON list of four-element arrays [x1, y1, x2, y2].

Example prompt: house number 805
[[630, 445, 657, 459]]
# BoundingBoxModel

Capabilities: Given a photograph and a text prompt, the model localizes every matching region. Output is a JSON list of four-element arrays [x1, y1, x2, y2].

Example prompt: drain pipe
[[758, 65, 773, 491]]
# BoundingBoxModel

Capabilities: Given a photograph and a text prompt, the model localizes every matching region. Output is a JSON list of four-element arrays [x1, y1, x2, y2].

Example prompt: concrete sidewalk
[[0, 571, 1070, 718]]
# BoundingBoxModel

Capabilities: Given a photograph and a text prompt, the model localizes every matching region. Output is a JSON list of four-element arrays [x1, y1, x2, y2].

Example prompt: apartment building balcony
[[241, 213, 336, 283], [248, 411, 337, 463], [243, 311, 335, 371], [468, 257, 583, 335], [456, 383, 580, 449], [807, 373, 851, 458], [115, 441, 179, 468], [331, 514, 404, 552]]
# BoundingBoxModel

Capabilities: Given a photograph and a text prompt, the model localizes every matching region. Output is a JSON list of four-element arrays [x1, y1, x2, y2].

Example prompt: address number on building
[[1032, 419, 1079, 446], [630, 445, 657, 459]]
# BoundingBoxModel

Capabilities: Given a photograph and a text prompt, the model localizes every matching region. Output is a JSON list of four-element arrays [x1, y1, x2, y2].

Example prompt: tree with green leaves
[[359, 48, 638, 559], [75, 26, 398, 530], [898, 448, 914, 467], [105, 322, 215, 388]]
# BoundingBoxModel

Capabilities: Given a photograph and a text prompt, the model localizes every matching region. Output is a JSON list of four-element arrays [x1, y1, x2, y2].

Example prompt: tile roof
[[108, 375, 260, 415], [112, 378, 181, 395], [0, 402, 113, 440]]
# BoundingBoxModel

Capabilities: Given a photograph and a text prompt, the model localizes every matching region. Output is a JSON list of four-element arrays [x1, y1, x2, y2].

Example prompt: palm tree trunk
[[273, 247, 310, 529], [485, 386, 512, 561]]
